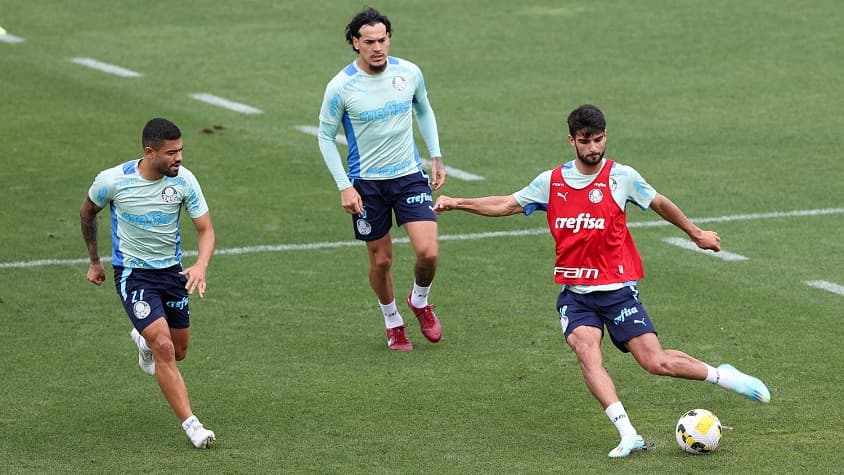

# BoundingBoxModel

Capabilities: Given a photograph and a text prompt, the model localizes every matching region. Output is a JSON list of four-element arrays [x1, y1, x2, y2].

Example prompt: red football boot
[[386, 325, 413, 351], [406, 294, 442, 343]]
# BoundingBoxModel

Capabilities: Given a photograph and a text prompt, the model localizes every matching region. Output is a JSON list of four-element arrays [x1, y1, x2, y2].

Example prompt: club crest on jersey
[[356, 218, 372, 236], [133, 300, 151, 319], [588, 188, 603, 203], [609, 177, 618, 192], [161, 186, 179, 203], [392, 75, 407, 91]]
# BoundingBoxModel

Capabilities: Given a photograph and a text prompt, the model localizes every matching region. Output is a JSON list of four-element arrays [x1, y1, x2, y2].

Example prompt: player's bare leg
[[404, 221, 438, 287], [367, 235, 411, 350], [626, 333, 708, 379], [567, 325, 646, 458], [626, 333, 770, 402], [142, 318, 192, 421], [366, 234, 395, 305], [170, 327, 190, 361], [142, 319, 215, 447], [403, 221, 442, 342], [566, 326, 620, 409]]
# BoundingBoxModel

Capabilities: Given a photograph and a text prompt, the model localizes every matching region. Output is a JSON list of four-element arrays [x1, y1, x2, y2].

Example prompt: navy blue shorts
[[113, 265, 190, 332], [352, 171, 436, 241], [556, 284, 657, 353]]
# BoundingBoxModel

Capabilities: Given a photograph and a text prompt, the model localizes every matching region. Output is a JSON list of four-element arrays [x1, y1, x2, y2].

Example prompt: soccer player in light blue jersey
[[318, 7, 447, 351], [80, 118, 217, 448]]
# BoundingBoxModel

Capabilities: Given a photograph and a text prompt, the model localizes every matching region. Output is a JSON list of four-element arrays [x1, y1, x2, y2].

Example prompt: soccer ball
[[675, 409, 722, 454]]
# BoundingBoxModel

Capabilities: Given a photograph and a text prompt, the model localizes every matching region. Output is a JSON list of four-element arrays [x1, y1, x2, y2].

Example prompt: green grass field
[[2, 0, 843, 473]]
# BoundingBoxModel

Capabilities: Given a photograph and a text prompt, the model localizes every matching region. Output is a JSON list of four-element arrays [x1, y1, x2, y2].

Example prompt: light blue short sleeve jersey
[[87, 159, 210, 269], [512, 159, 657, 216], [318, 56, 442, 190]]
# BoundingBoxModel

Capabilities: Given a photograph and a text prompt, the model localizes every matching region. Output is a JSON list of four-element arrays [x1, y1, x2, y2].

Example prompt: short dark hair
[[345, 7, 392, 52], [567, 104, 606, 137], [142, 118, 181, 150]]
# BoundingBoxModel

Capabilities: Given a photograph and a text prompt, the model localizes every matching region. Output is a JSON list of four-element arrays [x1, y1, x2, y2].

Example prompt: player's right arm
[[435, 170, 549, 217], [318, 79, 363, 215], [434, 195, 524, 217], [80, 196, 105, 285]]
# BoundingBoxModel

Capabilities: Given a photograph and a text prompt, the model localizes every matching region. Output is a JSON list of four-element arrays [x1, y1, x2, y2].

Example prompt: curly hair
[[345, 7, 392, 52], [567, 104, 606, 137]]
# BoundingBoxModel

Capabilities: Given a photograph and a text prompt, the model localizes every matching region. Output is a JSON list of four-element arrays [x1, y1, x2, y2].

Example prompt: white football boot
[[718, 364, 771, 403], [185, 419, 216, 449], [608, 434, 647, 458], [129, 328, 155, 376]]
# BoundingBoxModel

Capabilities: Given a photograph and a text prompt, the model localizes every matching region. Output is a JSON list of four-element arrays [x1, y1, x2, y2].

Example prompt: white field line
[[0, 34, 25, 44], [70, 58, 142, 78], [295, 125, 485, 181], [190, 93, 263, 114], [1, 207, 842, 269], [662, 237, 749, 261], [804, 280, 844, 296]]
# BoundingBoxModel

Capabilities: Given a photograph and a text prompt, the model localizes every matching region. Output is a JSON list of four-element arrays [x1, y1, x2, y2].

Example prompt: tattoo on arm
[[80, 198, 102, 261], [81, 215, 98, 244]]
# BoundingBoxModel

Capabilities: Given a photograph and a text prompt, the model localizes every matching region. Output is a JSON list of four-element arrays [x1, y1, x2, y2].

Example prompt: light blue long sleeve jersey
[[87, 159, 209, 269], [318, 56, 442, 190]]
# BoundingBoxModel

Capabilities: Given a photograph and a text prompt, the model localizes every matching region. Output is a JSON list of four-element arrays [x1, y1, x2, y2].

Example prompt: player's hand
[[434, 195, 457, 214], [86, 260, 106, 285], [429, 156, 447, 191], [180, 264, 208, 298], [340, 187, 364, 216], [693, 230, 721, 252]]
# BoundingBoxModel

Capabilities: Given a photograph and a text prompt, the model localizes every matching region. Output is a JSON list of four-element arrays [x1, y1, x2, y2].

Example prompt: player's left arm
[[413, 70, 446, 191], [181, 212, 216, 298], [650, 193, 720, 252]]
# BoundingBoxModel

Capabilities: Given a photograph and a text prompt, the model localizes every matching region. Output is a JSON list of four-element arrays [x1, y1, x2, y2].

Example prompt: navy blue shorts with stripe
[[351, 171, 436, 241], [113, 265, 190, 332], [556, 284, 657, 352]]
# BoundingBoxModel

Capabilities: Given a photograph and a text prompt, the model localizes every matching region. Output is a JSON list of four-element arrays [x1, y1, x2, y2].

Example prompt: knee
[[568, 339, 602, 370], [370, 254, 392, 273], [368, 246, 393, 271], [150, 337, 176, 364]]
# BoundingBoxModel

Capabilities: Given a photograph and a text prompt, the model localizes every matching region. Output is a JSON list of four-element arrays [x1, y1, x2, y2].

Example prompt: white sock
[[605, 401, 637, 438], [182, 414, 199, 432], [410, 282, 431, 308], [706, 364, 740, 390], [704, 363, 719, 384], [380, 300, 404, 328]]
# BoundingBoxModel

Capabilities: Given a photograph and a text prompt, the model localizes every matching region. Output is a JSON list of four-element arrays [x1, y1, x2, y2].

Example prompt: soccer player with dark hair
[[318, 7, 447, 351], [434, 104, 770, 458], [81, 118, 217, 448]]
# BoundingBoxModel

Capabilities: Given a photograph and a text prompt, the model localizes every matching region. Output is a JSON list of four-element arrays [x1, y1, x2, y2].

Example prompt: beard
[[161, 163, 180, 177], [576, 149, 604, 166], [368, 60, 387, 73]]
